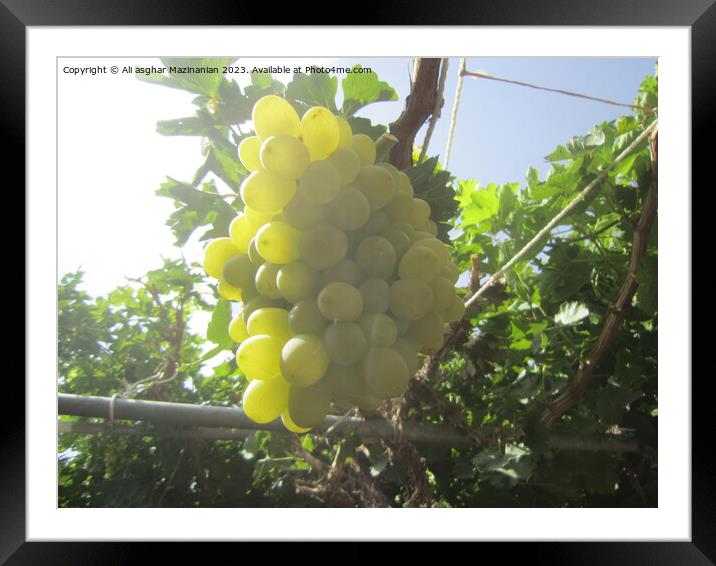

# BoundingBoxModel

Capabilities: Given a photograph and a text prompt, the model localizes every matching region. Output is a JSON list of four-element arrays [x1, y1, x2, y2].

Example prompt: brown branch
[[388, 58, 442, 169], [418, 58, 449, 163], [541, 132, 658, 428]]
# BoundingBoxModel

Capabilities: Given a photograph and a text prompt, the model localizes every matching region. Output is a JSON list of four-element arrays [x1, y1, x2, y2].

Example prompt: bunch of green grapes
[[202, 94, 465, 432]]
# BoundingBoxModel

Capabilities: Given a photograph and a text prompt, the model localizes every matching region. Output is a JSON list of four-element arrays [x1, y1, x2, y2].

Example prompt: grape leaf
[[341, 65, 398, 116]]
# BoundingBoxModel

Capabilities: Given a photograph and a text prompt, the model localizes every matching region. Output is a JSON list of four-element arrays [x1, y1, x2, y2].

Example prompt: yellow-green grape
[[385, 191, 414, 224], [229, 308, 249, 343], [381, 227, 411, 258], [318, 282, 363, 321], [324, 363, 363, 403], [425, 220, 439, 237], [242, 377, 290, 424], [255, 221, 301, 265], [410, 198, 431, 228], [236, 334, 284, 381], [288, 299, 328, 335], [395, 171, 414, 196], [203, 238, 241, 279], [282, 194, 323, 230], [336, 116, 353, 148], [240, 284, 259, 304], [412, 238, 449, 269], [247, 307, 293, 343], [441, 261, 461, 284], [323, 187, 370, 231], [390, 279, 434, 321], [254, 262, 282, 299], [218, 281, 243, 302], [377, 162, 400, 189], [276, 261, 318, 304], [412, 231, 433, 242], [356, 236, 397, 279], [300, 224, 348, 270], [281, 409, 312, 433], [393, 338, 419, 377], [242, 296, 284, 325], [240, 171, 297, 213], [363, 347, 409, 399], [327, 147, 361, 185], [360, 211, 390, 238], [280, 334, 329, 387], [323, 322, 368, 366], [318, 258, 364, 288], [354, 166, 395, 211], [443, 295, 466, 323], [259, 135, 310, 180], [244, 207, 278, 231], [300, 106, 339, 160], [358, 313, 398, 347], [252, 95, 300, 140], [359, 278, 391, 314], [430, 276, 455, 313], [398, 246, 441, 282], [393, 222, 416, 241], [351, 134, 376, 166], [406, 312, 445, 353], [222, 254, 257, 289], [238, 136, 263, 172], [287, 381, 331, 428], [298, 160, 341, 204]]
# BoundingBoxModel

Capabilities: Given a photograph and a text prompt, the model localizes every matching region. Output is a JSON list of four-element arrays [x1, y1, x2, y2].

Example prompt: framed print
[[7, 1, 710, 562]]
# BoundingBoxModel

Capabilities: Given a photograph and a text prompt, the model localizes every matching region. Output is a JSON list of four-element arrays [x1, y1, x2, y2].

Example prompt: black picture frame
[[8, 1, 708, 562]]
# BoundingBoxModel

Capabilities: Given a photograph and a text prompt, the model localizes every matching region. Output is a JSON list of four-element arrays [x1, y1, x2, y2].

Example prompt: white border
[[28, 27, 690, 541]]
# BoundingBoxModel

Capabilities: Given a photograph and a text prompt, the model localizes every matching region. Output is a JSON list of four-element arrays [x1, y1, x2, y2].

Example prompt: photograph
[[56, 55, 660, 510]]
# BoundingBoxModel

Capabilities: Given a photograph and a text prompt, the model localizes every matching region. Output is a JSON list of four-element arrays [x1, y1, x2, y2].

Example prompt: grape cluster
[[202, 95, 465, 432]]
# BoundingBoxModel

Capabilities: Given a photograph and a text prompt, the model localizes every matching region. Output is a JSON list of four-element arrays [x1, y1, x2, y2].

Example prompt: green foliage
[[58, 62, 658, 509]]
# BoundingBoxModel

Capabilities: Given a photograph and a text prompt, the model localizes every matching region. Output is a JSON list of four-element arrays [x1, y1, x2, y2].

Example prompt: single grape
[[363, 347, 409, 399], [255, 262, 282, 299], [425, 219, 439, 237], [358, 313, 398, 347], [259, 135, 310, 179], [443, 294, 466, 323], [300, 106, 339, 160], [327, 147, 361, 185], [203, 238, 241, 279], [236, 334, 284, 381], [393, 222, 416, 241], [300, 224, 348, 270], [240, 171, 297, 213], [354, 165, 395, 211], [323, 187, 370, 231], [412, 237, 449, 269], [336, 116, 353, 148], [255, 221, 301, 265], [376, 162, 400, 189], [218, 281, 243, 302], [222, 254, 257, 290], [247, 307, 293, 343], [406, 312, 445, 353], [429, 276, 455, 313], [238, 136, 262, 172], [242, 377, 290, 424], [276, 261, 318, 304], [281, 409, 312, 433], [380, 227, 411, 258], [355, 236, 397, 279], [398, 246, 441, 282], [395, 171, 414, 196], [282, 194, 324, 230], [229, 308, 249, 343], [287, 381, 332, 428], [393, 337, 419, 377], [441, 261, 461, 284], [323, 322, 368, 366], [385, 191, 413, 224], [288, 299, 329, 335], [351, 134, 376, 166], [317, 282, 363, 321], [390, 279, 434, 321], [409, 198, 432, 228], [281, 334, 329, 387], [252, 95, 300, 140], [298, 160, 341, 204], [359, 278, 391, 314]]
